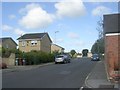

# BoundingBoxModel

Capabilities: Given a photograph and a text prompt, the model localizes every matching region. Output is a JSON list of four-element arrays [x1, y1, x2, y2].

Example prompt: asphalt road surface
[[2, 58, 97, 88]]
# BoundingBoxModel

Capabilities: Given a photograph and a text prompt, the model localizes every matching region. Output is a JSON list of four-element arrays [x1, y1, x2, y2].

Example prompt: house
[[17, 33, 52, 53], [0, 37, 17, 49], [104, 13, 120, 81], [51, 44, 64, 53]]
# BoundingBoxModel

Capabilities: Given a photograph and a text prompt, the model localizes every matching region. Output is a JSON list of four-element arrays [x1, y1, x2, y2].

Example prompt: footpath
[[2, 62, 54, 73], [84, 60, 119, 89]]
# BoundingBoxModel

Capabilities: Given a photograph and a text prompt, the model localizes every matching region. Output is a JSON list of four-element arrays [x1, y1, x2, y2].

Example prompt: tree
[[96, 17, 104, 39], [70, 50, 76, 57], [91, 18, 105, 54], [82, 49, 89, 57], [91, 38, 104, 54]]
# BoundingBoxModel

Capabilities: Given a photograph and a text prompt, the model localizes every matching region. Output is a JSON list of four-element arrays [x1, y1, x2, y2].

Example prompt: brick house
[[0, 37, 17, 49], [51, 44, 64, 53], [17, 33, 52, 53], [104, 13, 120, 81]]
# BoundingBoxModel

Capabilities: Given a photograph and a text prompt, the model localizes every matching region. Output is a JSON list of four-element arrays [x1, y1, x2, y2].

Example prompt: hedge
[[23, 51, 55, 65]]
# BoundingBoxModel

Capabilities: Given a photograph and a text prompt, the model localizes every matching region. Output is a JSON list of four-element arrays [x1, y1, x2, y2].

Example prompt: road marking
[[84, 62, 99, 88], [84, 72, 93, 88], [80, 87, 84, 90]]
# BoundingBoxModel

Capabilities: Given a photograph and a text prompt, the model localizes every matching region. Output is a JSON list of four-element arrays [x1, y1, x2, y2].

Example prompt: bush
[[1, 47, 11, 58], [23, 51, 55, 65], [0, 47, 22, 58]]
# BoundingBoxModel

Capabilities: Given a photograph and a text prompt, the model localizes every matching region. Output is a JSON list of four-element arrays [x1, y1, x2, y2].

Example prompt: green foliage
[[91, 38, 105, 54], [70, 50, 76, 57], [82, 49, 89, 57], [23, 51, 55, 65], [0, 47, 23, 58], [1, 47, 11, 57], [91, 18, 105, 55], [0, 47, 2, 56]]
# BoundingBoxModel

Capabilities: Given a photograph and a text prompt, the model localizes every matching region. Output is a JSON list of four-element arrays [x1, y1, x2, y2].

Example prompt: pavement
[[84, 60, 120, 89], [2, 62, 54, 73]]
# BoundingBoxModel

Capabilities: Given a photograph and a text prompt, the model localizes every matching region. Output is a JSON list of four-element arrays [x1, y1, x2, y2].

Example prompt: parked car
[[55, 54, 71, 64], [91, 54, 100, 61], [0, 63, 7, 69]]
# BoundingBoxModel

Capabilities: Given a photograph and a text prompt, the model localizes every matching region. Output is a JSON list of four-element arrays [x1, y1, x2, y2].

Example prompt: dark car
[[91, 54, 100, 61]]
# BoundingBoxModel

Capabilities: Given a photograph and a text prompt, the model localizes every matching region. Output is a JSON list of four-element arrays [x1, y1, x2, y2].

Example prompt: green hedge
[[23, 51, 55, 65]]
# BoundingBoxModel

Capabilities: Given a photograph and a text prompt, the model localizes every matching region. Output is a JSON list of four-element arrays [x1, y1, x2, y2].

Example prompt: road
[[2, 58, 97, 88]]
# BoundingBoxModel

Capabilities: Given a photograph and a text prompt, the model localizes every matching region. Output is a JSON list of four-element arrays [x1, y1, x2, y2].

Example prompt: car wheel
[[68, 60, 70, 63], [63, 60, 66, 64]]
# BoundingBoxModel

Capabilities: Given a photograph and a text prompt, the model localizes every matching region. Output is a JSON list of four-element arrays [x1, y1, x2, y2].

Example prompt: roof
[[17, 33, 52, 42], [104, 13, 120, 34], [52, 44, 65, 50], [0, 37, 17, 46]]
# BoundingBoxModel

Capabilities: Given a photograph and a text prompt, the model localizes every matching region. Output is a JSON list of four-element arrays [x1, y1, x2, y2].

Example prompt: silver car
[[55, 55, 71, 64]]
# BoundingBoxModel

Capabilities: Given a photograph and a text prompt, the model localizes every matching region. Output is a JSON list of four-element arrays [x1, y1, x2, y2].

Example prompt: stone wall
[[2, 53, 15, 66]]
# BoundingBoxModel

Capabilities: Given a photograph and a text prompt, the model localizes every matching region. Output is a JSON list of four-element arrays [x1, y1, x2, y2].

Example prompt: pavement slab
[[85, 60, 119, 89]]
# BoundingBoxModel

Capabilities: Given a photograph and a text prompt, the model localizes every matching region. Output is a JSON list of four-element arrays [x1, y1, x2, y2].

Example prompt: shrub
[[23, 51, 55, 65], [1, 47, 11, 58]]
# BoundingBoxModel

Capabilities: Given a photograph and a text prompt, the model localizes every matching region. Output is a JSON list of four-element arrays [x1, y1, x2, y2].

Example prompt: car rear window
[[56, 56, 64, 58], [93, 54, 98, 57]]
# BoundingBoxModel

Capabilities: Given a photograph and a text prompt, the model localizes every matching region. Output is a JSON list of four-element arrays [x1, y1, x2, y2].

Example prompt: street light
[[54, 31, 59, 44]]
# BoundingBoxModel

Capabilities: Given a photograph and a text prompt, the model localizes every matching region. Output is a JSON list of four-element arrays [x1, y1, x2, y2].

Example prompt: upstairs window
[[22, 41, 26, 47], [6, 44, 9, 48], [31, 40, 37, 46]]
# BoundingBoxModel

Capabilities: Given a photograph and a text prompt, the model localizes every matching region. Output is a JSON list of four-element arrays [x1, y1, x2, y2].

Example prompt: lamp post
[[54, 31, 59, 44]]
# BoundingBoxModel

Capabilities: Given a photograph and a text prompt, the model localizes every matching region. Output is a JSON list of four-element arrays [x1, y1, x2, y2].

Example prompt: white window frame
[[22, 41, 26, 47], [31, 40, 37, 46]]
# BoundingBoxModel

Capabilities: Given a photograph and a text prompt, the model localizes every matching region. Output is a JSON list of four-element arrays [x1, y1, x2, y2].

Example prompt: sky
[[1, 0, 119, 53]]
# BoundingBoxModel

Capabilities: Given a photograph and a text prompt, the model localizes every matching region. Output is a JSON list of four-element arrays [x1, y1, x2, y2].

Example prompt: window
[[22, 41, 26, 47], [6, 44, 8, 48], [31, 40, 37, 46]]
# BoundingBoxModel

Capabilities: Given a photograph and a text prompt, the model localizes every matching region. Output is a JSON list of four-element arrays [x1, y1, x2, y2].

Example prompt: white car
[[55, 55, 71, 64]]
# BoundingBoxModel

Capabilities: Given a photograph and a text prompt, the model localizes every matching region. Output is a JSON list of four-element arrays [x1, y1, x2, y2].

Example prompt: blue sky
[[2, 1, 119, 53]]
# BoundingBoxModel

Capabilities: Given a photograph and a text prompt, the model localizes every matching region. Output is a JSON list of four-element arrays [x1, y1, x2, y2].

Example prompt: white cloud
[[19, 3, 40, 15], [92, 6, 112, 16], [19, 3, 54, 29], [55, 0, 86, 18], [19, 2, 86, 29], [68, 32, 79, 39], [14, 28, 25, 36], [8, 14, 16, 20], [2, 25, 13, 31]]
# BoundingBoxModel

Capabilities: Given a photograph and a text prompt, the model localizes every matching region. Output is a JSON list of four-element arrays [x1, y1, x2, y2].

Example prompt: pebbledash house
[[104, 13, 120, 82]]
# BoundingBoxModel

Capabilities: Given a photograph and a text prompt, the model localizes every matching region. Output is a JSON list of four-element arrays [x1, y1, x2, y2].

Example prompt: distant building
[[104, 13, 120, 81], [17, 33, 52, 53], [87, 52, 92, 57], [0, 37, 17, 49], [51, 44, 64, 53]]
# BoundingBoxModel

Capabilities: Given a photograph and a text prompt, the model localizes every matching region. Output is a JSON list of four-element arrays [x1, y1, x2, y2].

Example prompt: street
[[2, 58, 97, 88]]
